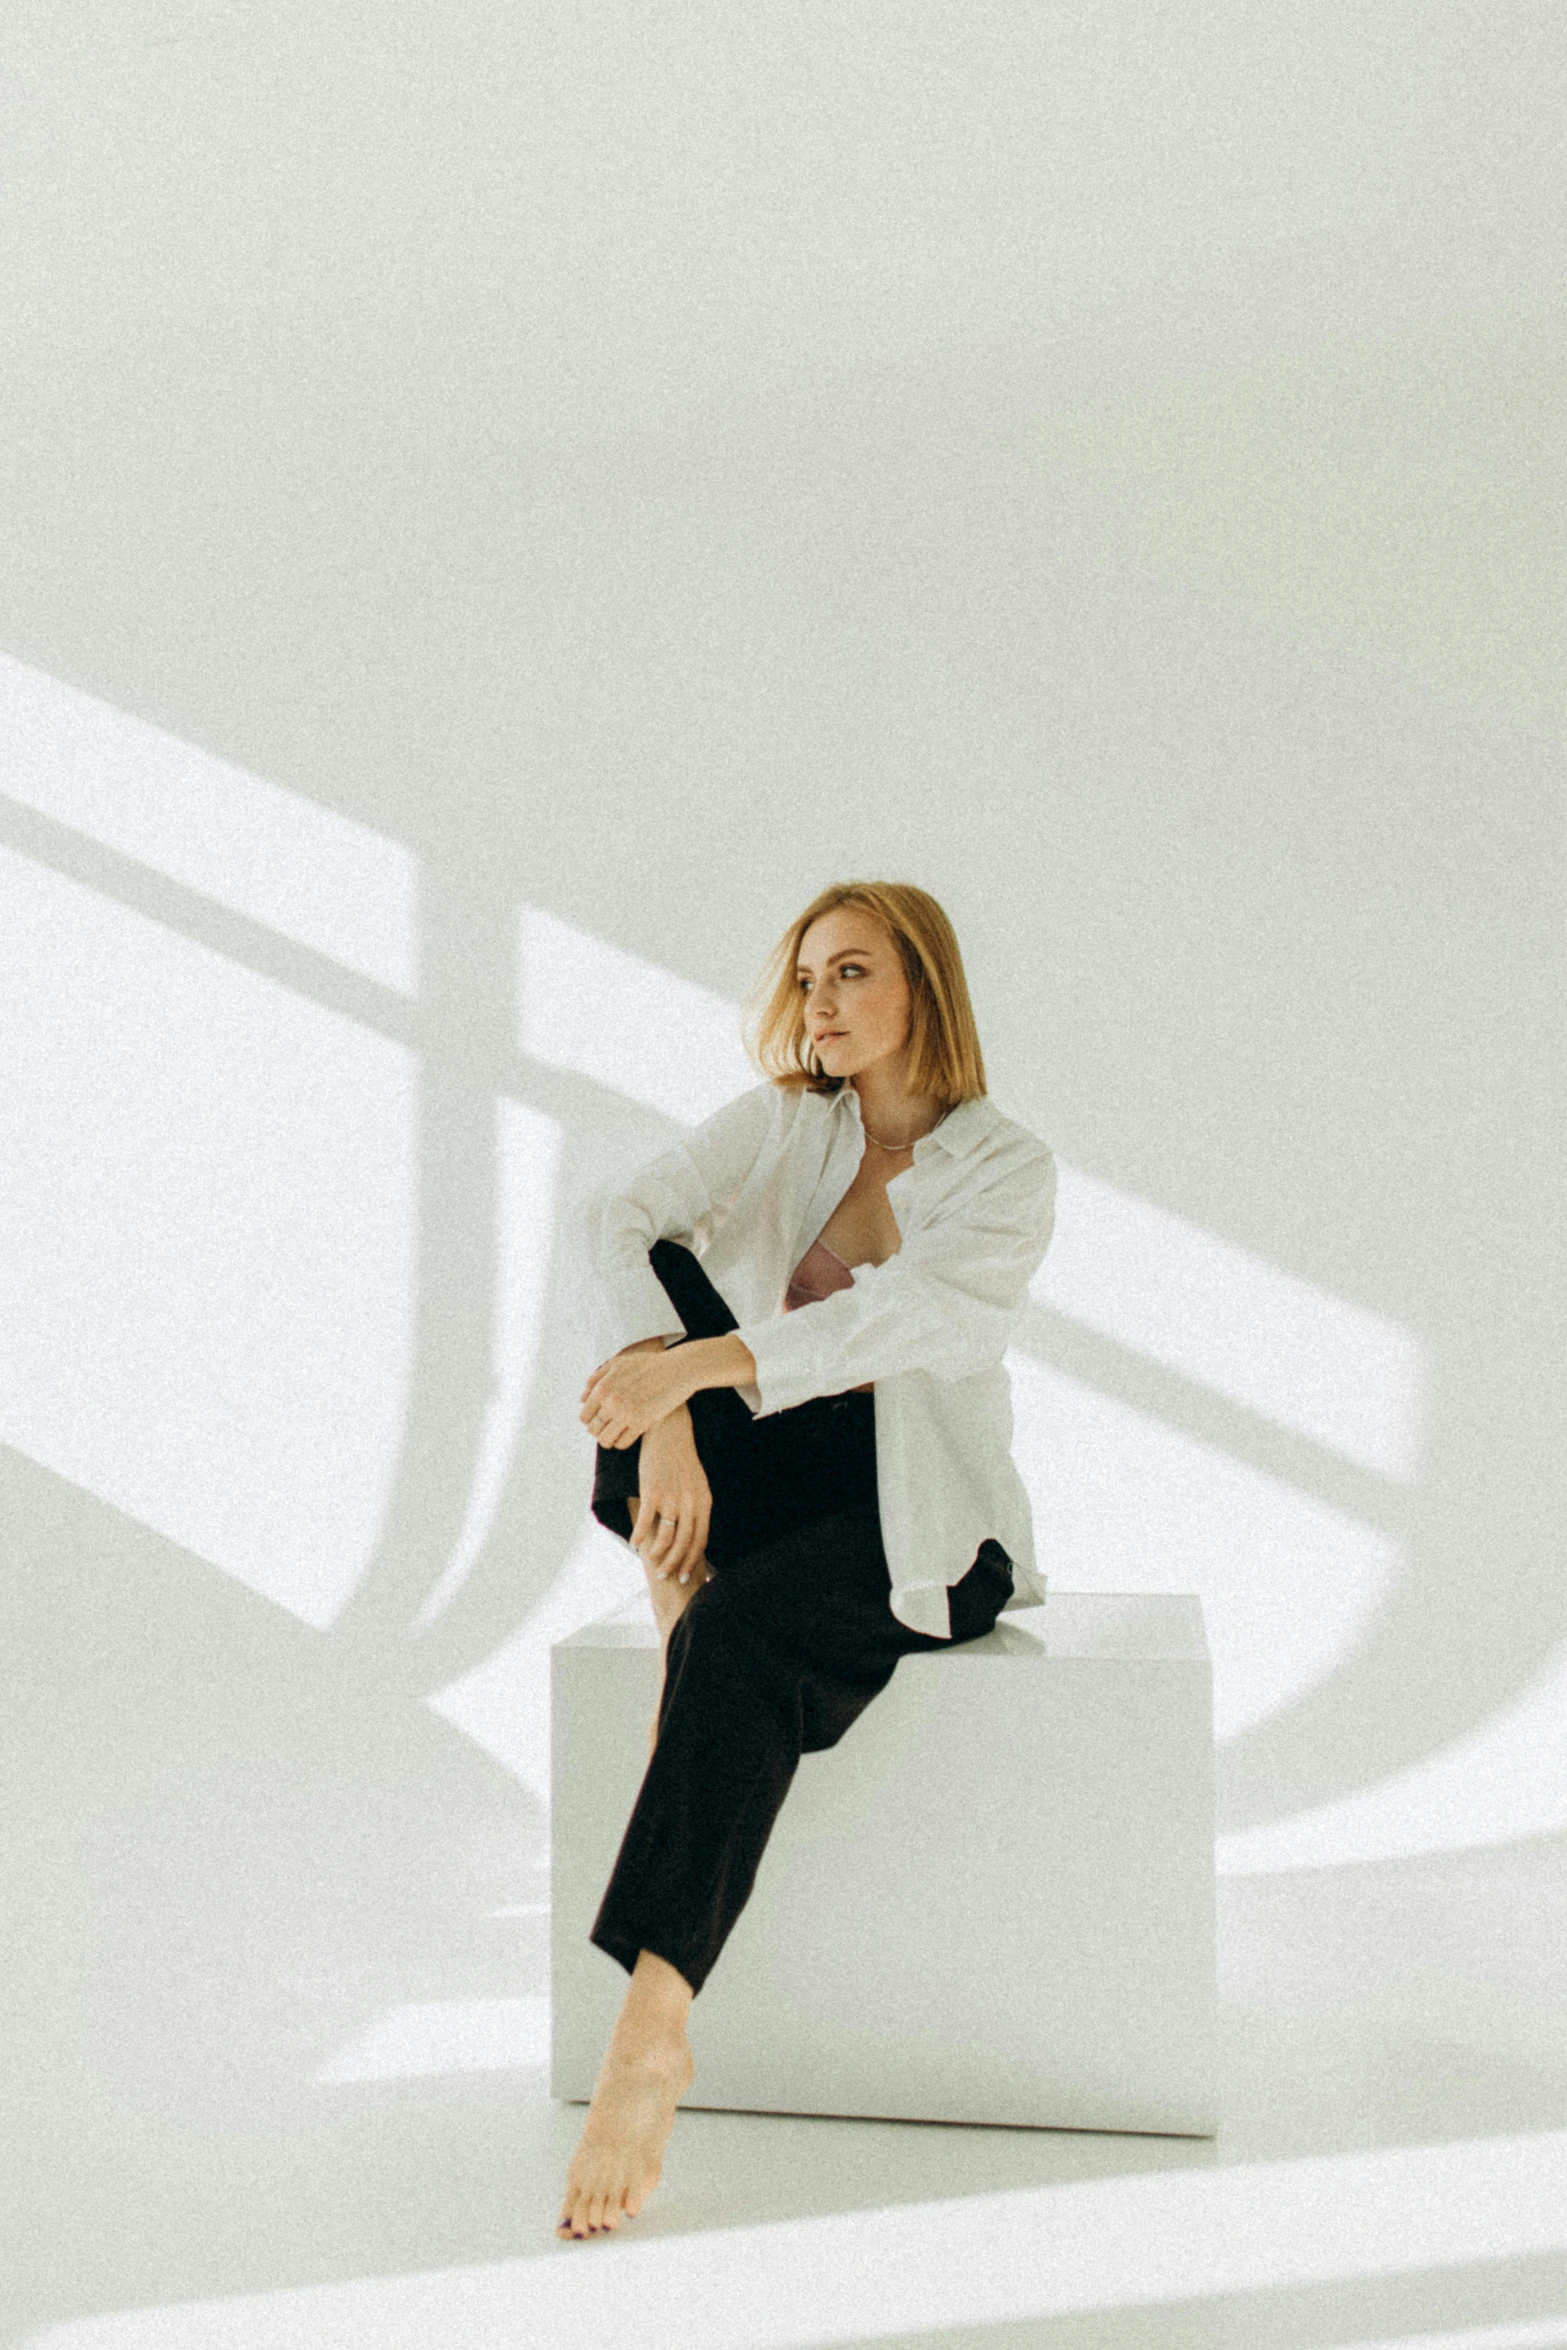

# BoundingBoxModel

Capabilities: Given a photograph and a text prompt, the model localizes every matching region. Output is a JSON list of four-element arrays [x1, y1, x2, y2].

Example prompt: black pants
[[588, 1239, 1014, 1995]]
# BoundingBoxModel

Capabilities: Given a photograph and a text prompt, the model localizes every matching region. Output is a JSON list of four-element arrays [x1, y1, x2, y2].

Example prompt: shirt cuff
[[733, 1309, 846, 1418], [887, 1579, 954, 1640]]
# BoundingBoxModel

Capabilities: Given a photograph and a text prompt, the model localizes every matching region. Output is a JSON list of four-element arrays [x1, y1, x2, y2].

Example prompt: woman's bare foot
[[557, 1951, 695, 2239]]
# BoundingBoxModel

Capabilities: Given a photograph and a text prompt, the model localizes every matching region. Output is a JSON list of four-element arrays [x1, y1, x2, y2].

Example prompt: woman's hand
[[580, 1342, 695, 1448], [630, 1407, 712, 1585]]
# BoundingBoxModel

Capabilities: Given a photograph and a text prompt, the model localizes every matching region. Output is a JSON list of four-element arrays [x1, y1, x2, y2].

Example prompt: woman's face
[[796, 908, 914, 1083]]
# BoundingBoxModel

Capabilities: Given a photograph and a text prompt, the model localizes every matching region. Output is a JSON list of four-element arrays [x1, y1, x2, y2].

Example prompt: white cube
[[551, 1592, 1216, 2135]]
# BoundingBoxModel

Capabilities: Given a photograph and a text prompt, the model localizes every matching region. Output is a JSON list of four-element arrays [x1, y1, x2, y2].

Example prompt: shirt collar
[[829, 1081, 1000, 1160]]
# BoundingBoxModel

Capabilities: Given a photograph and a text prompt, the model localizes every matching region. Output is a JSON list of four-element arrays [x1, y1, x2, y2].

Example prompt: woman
[[556, 879, 1057, 2240]]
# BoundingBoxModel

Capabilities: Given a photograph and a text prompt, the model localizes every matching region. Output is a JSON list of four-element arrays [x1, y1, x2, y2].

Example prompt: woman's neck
[[850, 1070, 945, 1152]]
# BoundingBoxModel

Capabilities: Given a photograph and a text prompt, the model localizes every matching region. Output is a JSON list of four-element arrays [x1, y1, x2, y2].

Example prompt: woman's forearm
[[671, 1332, 758, 1399], [584, 1331, 755, 1450]]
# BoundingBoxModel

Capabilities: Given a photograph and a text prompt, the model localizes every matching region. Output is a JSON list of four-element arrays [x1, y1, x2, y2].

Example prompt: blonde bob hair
[[744, 880, 987, 1107]]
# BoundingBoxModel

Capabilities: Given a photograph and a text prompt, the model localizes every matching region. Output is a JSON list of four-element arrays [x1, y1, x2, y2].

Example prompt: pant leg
[[588, 1509, 898, 1994], [586, 1246, 1016, 1993], [710, 1509, 1015, 1724], [922, 1540, 1017, 1647], [589, 1578, 805, 1994], [588, 1508, 1013, 1993]]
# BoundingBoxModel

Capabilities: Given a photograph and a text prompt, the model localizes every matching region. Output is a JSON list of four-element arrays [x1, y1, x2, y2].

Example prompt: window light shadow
[[1, 651, 1557, 1882]]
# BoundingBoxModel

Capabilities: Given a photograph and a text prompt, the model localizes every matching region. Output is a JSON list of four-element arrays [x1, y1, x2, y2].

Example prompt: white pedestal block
[[551, 1592, 1217, 2135]]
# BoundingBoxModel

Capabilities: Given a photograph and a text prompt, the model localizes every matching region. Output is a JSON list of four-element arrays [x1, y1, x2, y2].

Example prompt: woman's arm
[[730, 1142, 1057, 1417], [569, 1083, 779, 1374], [580, 1330, 759, 1449], [586, 1142, 1056, 1440]]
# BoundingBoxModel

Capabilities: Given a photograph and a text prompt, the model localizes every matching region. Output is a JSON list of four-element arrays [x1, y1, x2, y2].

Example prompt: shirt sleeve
[[735, 1141, 1058, 1417], [567, 1082, 780, 1372]]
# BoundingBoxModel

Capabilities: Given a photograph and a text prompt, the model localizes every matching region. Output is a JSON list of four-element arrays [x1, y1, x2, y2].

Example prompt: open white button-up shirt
[[570, 1076, 1058, 1639]]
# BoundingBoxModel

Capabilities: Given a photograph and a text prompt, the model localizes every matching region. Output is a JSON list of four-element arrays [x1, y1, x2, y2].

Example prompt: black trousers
[[588, 1239, 1014, 1995]]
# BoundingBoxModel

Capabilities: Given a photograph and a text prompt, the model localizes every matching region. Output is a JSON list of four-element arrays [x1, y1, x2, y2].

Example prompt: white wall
[[2, 0, 1562, 1884]]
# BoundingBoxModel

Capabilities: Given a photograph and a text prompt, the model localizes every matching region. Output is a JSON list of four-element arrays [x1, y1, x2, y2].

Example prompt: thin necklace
[[859, 1107, 941, 1152]]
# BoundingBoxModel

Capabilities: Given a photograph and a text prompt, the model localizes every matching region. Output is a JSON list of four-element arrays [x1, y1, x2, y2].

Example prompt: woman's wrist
[[643, 1399, 695, 1445]]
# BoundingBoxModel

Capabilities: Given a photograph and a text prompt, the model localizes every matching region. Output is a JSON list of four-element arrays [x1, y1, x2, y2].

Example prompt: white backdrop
[[2, 4, 1565, 2337]]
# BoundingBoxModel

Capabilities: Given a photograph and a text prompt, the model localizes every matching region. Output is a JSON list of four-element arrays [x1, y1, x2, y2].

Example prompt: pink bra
[[784, 1237, 874, 1392], [784, 1235, 856, 1312]]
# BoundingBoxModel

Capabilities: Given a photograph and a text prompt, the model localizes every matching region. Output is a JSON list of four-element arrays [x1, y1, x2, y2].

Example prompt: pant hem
[[589, 1924, 706, 1998]]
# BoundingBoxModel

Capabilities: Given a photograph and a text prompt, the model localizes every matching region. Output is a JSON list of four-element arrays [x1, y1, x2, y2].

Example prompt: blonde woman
[[557, 880, 1057, 2240]]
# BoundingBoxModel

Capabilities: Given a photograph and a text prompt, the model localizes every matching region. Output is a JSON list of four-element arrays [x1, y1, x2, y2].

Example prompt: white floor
[[7, 1450, 1567, 2350]]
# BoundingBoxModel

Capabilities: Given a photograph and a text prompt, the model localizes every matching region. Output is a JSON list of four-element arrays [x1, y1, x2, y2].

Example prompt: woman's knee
[[648, 1239, 739, 1341], [591, 1493, 634, 1545], [665, 1575, 767, 1684], [666, 1572, 726, 1653]]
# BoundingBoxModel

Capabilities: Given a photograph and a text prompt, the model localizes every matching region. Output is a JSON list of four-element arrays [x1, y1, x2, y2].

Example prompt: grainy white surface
[[4, 0, 1565, 2337]]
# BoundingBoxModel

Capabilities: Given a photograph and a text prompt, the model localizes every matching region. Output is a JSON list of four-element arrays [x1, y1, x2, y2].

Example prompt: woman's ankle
[[624, 1949, 694, 2032]]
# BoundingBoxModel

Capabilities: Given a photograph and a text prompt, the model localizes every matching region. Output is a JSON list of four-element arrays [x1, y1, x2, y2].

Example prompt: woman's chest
[[814, 1158, 904, 1267]]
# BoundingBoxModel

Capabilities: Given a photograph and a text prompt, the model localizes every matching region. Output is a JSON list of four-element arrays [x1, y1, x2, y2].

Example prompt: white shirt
[[569, 1077, 1058, 1639]]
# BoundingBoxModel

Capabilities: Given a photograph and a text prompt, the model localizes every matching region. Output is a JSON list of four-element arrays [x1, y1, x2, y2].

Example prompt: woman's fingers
[[580, 1371, 639, 1443], [601, 1409, 645, 1445], [633, 1497, 679, 1575], [649, 1514, 680, 1570], [657, 1534, 686, 1582], [632, 1488, 710, 1581], [665, 1506, 707, 1585], [588, 1398, 640, 1447], [665, 1517, 700, 1581], [675, 1515, 706, 1582], [632, 1493, 670, 1559], [668, 1506, 698, 1585]]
